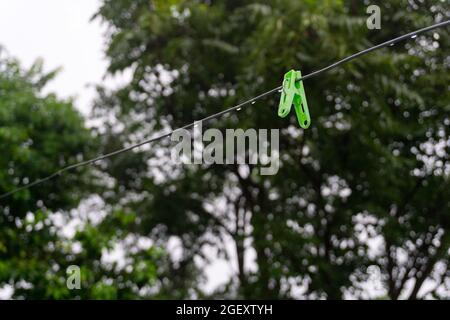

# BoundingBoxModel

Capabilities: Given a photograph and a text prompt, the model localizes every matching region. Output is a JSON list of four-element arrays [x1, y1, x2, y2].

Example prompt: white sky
[[0, 0, 107, 115]]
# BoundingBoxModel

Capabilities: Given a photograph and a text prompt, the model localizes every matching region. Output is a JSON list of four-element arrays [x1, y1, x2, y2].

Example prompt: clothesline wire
[[1, 19, 449, 200]]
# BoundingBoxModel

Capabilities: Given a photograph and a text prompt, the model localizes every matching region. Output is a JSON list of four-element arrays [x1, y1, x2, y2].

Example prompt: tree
[[4, 0, 447, 299], [92, 0, 449, 299], [0, 51, 161, 299]]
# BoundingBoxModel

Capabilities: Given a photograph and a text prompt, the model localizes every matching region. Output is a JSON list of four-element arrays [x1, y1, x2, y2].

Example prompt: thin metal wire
[[1, 20, 449, 200]]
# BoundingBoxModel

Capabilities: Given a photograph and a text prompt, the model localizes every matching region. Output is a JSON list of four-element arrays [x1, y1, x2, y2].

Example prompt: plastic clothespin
[[278, 69, 310, 129]]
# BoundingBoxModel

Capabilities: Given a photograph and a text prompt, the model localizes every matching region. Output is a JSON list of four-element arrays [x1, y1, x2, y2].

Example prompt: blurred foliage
[[1, 0, 449, 300], [92, 0, 450, 299], [0, 52, 162, 298]]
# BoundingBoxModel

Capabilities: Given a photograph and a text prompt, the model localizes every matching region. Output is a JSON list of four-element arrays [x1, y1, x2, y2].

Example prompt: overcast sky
[[0, 0, 107, 115]]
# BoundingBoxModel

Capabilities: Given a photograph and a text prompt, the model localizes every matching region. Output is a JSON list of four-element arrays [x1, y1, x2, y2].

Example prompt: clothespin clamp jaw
[[278, 69, 311, 129]]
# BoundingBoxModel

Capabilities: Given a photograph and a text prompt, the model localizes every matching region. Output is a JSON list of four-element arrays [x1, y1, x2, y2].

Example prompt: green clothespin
[[278, 69, 311, 129]]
